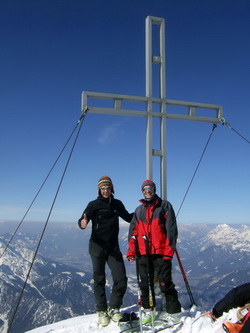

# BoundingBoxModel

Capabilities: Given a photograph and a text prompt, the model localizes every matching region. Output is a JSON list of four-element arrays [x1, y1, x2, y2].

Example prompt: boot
[[97, 311, 110, 326]]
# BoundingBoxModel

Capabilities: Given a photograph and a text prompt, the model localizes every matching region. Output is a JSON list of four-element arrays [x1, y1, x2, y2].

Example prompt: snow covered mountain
[[0, 235, 94, 333], [0, 222, 249, 333], [200, 224, 250, 252]]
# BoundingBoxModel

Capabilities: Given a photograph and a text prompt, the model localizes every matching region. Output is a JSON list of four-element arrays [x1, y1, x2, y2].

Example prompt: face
[[100, 186, 112, 198], [142, 186, 155, 199]]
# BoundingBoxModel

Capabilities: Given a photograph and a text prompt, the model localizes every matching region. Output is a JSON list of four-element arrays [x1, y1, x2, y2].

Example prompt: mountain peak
[[201, 224, 250, 252]]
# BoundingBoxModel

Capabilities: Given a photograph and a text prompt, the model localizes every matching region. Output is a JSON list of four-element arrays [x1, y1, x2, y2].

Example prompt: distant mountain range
[[0, 222, 249, 333]]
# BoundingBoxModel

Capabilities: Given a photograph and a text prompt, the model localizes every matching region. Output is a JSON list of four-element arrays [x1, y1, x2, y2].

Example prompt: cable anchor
[[78, 106, 88, 123]]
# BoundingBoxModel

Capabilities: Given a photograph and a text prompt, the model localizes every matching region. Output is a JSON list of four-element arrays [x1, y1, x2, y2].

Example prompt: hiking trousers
[[90, 246, 127, 312], [138, 255, 181, 314]]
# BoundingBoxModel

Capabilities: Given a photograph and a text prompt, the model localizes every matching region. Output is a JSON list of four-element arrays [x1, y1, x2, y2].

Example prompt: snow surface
[[25, 306, 240, 333]]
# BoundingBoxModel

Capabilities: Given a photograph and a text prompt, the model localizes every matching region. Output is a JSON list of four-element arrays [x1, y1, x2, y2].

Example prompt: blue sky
[[1, 0, 250, 225]]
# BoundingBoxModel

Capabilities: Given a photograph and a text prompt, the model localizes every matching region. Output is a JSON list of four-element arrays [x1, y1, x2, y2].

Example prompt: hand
[[80, 213, 88, 229], [127, 256, 135, 262]]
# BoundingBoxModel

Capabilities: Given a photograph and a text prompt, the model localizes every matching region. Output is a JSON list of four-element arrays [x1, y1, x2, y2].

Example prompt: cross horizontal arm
[[82, 91, 224, 124]]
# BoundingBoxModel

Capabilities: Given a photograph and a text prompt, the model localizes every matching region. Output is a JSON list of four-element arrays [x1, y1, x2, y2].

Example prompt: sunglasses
[[142, 186, 154, 193], [100, 186, 112, 191]]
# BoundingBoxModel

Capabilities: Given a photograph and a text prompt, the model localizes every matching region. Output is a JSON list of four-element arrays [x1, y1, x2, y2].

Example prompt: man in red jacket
[[127, 180, 181, 323]]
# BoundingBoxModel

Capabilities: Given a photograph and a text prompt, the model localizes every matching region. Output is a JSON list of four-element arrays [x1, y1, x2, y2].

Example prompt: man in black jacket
[[78, 175, 133, 327]]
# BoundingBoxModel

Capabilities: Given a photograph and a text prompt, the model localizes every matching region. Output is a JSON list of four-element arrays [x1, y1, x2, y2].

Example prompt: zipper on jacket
[[145, 203, 153, 252]]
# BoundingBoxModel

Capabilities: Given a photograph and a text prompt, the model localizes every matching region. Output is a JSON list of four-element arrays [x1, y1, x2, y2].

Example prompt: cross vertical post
[[145, 16, 167, 199]]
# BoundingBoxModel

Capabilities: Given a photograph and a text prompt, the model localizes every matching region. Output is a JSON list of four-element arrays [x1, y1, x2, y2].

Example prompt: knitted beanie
[[141, 179, 156, 192], [98, 175, 114, 194]]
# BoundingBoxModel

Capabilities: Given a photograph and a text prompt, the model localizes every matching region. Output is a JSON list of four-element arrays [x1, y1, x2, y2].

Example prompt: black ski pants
[[90, 246, 127, 312], [138, 255, 181, 314]]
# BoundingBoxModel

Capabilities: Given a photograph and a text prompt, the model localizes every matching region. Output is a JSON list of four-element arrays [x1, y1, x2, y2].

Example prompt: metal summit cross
[[81, 16, 223, 200]]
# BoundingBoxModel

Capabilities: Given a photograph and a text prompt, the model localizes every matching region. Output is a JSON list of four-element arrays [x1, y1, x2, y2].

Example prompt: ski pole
[[142, 235, 155, 332], [175, 248, 196, 307], [132, 235, 143, 333]]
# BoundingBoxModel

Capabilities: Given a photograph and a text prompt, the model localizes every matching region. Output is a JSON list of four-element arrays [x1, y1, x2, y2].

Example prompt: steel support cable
[[176, 123, 217, 218], [175, 123, 217, 308], [7, 111, 86, 333], [222, 120, 250, 145], [1, 113, 85, 259]]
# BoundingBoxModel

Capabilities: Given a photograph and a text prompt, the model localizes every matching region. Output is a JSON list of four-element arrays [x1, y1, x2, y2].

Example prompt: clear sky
[[1, 0, 250, 226]]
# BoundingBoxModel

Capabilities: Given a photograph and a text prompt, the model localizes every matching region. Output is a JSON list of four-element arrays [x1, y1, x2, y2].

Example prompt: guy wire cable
[[221, 119, 250, 145], [1, 111, 86, 259], [7, 109, 86, 333], [176, 118, 250, 219], [176, 123, 217, 219]]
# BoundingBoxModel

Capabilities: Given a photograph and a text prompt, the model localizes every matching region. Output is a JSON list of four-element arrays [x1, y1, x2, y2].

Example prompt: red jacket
[[127, 195, 178, 260]]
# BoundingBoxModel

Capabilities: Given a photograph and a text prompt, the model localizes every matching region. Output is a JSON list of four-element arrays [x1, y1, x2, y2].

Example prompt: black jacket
[[78, 195, 133, 251], [212, 283, 250, 318]]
